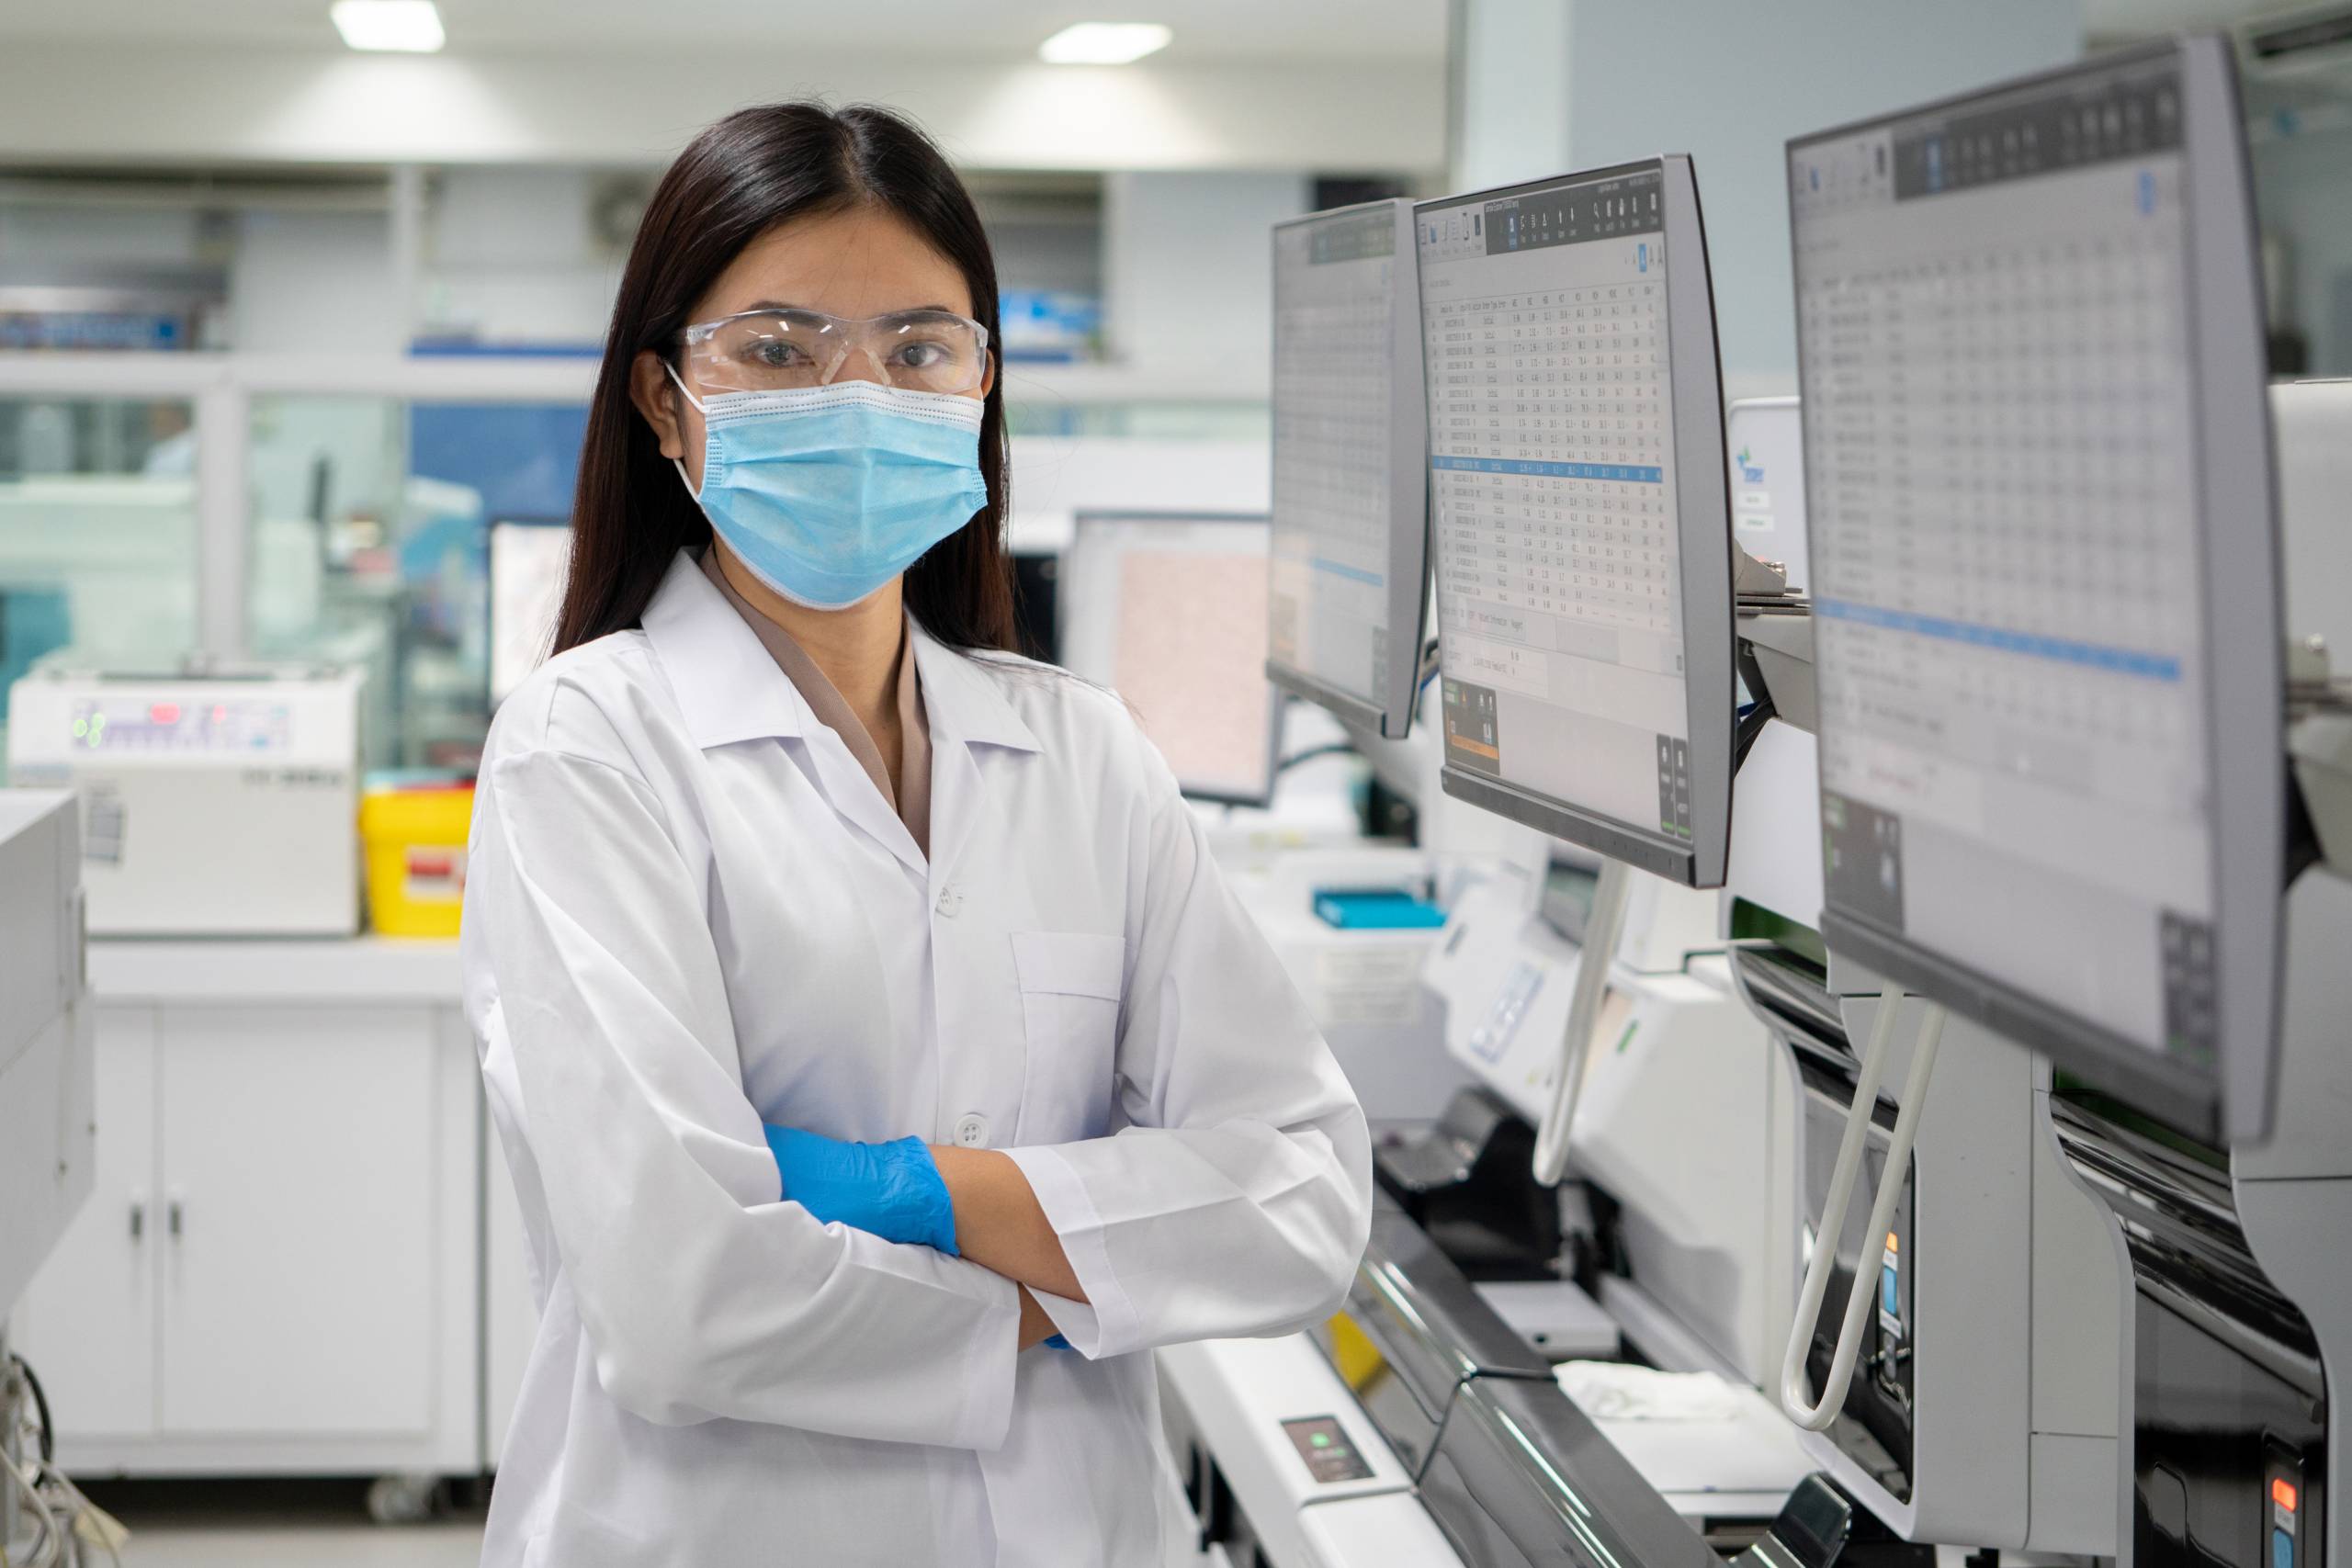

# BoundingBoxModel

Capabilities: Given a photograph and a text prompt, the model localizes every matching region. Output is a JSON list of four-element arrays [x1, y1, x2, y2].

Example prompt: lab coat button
[[954, 1113, 989, 1147], [935, 886, 963, 918]]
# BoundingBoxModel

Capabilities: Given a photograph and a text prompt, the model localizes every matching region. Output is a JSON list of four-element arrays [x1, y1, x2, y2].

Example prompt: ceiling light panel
[[1038, 22, 1174, 64], [331, 0, 447, 53]]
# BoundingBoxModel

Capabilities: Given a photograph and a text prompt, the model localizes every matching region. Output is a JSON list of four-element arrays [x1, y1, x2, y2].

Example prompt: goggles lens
[[684, 309, 989, 397]]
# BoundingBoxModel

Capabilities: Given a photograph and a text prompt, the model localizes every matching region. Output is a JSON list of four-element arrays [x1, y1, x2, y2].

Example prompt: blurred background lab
[[1, 1, 2349, 1565]]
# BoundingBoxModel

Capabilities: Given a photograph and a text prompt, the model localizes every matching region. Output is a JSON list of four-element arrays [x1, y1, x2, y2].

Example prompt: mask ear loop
[[662, 360, 709, 502]]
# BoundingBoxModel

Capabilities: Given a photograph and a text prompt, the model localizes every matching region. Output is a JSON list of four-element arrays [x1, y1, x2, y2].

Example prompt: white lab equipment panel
[[1159, 1335, 1421, 1568], [1298, 1493, 1469, 1568], [6, 668, 363, 938], [10, 959, 480, 1477], [1724, 397, 1808, 595], [0, 788, 95, 1325]]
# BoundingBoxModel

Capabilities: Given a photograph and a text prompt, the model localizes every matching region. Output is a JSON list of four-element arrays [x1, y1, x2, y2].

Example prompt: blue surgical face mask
[[666, 367, 989, 611]]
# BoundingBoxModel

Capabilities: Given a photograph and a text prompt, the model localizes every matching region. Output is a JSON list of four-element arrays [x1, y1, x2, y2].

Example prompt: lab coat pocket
[[1011, 931, 1126, 1144]]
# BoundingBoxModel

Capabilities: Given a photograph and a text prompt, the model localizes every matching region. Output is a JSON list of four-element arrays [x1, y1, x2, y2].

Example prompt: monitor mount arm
[[1780, 986, 1946, 1432]]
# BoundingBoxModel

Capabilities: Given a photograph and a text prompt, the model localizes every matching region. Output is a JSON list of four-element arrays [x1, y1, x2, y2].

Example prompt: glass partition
[[247, 394, 588, 772], [0, 394, 200, 752]]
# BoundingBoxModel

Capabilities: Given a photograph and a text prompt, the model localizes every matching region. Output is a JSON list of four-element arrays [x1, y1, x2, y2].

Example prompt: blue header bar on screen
[[1431, 456, 1664, 482]]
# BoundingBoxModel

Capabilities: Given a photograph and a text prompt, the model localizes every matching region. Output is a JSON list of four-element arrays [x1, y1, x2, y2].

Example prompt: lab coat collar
[[907, 625, 1043, 756], [639, 550, 810, 750], [639, 549, 1041, 759]]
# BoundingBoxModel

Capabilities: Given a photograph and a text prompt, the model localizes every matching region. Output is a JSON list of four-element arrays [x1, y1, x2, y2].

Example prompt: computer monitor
[[489, 520, 571, 705], [1268, 198, 1430, 738], [1415, 157, 1736, 886], [1788, 36, 2283, 1144], [1057, 511, 1283, 806]]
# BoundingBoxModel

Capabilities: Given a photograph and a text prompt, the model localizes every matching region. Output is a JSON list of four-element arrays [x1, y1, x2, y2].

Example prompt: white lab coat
[[461, 550, 1372, 1567]]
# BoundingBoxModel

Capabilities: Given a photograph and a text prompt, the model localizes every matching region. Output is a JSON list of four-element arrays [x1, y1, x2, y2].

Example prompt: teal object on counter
[[1313, 888, 1448, 931]]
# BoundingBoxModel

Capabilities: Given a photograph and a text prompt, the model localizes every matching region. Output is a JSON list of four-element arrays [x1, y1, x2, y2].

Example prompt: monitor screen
[[1057, 511, 1283, 805], [1268, 198, 1429, 738], [489, 521, 571, 705], [1416, 157, 1735, 886], [1789, 38, 2283, 1142]]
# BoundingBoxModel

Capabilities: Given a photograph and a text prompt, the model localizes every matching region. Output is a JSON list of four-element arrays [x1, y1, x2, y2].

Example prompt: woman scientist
[[460, 101, 1373, 1565]]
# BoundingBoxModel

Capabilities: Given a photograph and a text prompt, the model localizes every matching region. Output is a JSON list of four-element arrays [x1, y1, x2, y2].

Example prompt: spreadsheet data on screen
[[1792, 57, 2220, 1067], [1419, 168, 1695, 840], [1271, 209, 1398, 706]]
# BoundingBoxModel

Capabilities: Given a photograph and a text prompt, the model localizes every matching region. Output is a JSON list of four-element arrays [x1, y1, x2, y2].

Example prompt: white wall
[[1455, 0, 2083, 392], [1453, 0, 1572, 192], [1102, 171, 1312, 397]]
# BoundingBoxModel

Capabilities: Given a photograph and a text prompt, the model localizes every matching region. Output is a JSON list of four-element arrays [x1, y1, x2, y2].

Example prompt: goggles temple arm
[[662, 359, 710, 415]]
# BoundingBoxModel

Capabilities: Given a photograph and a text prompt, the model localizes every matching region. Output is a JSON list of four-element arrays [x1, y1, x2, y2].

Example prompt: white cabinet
[[12, 960, 481, 1477], [15, 1009, 157, 1440], [155, 1006, 440, 1438]]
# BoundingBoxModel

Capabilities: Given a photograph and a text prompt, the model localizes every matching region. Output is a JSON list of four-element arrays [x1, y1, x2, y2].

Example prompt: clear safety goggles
[[677, 308, 992, 399]]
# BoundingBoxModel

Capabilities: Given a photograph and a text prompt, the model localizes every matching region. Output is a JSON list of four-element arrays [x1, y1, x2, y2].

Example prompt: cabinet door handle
[[167, 1200, 184, 1238], [130, 1201, 145, 1240]]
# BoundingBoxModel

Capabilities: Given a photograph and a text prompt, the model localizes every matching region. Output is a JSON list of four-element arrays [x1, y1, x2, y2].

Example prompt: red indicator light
[[2273, 1478, 2298, 1513], [150, 703, 180, 725]]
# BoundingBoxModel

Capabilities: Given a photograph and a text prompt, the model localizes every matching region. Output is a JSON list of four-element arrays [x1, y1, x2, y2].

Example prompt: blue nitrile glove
[[1046, 1335, 1073, 1350], [763, 1126, 959, 1257]]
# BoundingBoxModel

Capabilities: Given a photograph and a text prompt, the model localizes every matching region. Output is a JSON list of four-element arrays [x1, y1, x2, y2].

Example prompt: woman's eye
[[894, 341, 948, 369], [748, 339, 811, 368]]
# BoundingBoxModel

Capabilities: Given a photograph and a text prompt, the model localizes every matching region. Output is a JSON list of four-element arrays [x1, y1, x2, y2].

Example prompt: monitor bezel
[[1786, 34, 2286, 1145], [1060, 507, 1287, 810], [1265, 197, 1432, 740], [1415, 154, 1738, 888]]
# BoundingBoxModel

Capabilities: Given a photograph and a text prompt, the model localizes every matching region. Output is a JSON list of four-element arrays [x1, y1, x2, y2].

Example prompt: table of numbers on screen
[[1269, 210, 1403, 705], [1272, 274, 1391, 566], [1426, 278, 1680, 649]]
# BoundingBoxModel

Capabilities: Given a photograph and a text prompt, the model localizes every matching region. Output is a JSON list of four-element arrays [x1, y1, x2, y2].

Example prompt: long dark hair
[[553, 102, 1019, 656]]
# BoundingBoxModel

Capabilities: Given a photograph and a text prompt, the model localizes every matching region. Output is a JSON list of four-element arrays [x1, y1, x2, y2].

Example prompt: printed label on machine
[[1280, 1416, 1374, 1483], [1876, 1230, 1903, 1342], [81, 784, 125, 866], [2267, 1451, 2302, 1568]]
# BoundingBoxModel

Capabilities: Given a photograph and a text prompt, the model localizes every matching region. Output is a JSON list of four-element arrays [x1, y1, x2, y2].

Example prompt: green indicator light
[[71, 718, 86, 738], [1310, 1433, 1331, 1448]]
